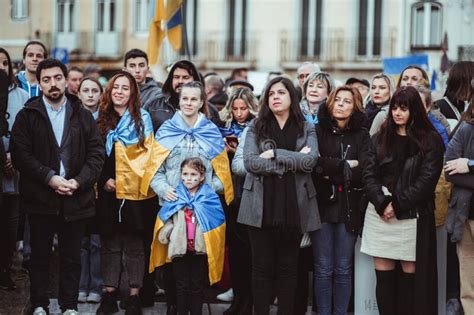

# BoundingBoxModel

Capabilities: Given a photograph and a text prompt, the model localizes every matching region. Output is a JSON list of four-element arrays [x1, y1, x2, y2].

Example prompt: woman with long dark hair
[[312, 86, 371, 315], [96, 70, 157, 315], [436, 61, 474, 314], [436, 61, 474, 128], [361, 86, 444, 314], [0, 47, 29, 290], [444, 89, 474, 313], [237, 77, 319, 314]]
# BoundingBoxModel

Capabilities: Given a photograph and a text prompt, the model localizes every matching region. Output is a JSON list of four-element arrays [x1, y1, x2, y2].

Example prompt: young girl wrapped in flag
[[157, 157, 225, 314], [144, 81, 233, 313]]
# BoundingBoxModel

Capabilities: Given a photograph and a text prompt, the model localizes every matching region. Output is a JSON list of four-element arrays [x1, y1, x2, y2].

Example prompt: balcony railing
[[458, 45, 474, 61], [160, 34, 259, 65], [280, 29, 397, 63]]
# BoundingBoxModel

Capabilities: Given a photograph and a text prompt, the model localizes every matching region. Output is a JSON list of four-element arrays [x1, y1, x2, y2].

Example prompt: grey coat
[[231, 127, 248, 177], [237, 121, 321, 233], [445, 121, 474, 242]]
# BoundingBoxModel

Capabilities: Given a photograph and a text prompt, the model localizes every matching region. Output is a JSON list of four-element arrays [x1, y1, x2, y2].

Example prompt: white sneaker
[[87, 292, 102, 303], [33, 307, 47, 315], [78, 291, 88, 302], [63, 309, 79, 315], [216, 288, 234, 302]]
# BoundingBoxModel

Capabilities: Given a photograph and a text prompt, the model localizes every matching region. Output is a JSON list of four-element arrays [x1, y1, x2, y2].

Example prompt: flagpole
[[181, 1, 191, 60]]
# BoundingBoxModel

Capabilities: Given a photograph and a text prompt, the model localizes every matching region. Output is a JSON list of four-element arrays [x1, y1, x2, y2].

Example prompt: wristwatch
[[469, 159, 474, 173]]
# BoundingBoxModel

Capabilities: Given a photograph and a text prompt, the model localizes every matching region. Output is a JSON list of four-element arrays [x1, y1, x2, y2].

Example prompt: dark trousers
[[226, 200, 252, 304], [0, 194, 20, 270], [141, 197, 159, 295], [29, 214, 86, 311], [294, 247, 312, 315], [101, 232, 144, 288], [447, 233, 460, 300], [248, 227, 302, 315], [172, 252, 208, 315]]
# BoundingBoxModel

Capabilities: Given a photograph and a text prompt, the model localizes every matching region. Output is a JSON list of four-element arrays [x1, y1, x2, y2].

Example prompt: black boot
[[238, 295, 253, 315], [0, 270, 16, 290], [397, 272, 415, 315], [166, 304, 177, 315], [125, 295, 142, 315], [223, 294, 243, 315], [139, 281, 157, 307], [375, 270, 397, 315], [97, 291, 119, 314]]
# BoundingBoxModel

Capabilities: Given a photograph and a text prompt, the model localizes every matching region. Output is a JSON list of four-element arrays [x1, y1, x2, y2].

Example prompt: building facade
[[1, 0, 473, 81]]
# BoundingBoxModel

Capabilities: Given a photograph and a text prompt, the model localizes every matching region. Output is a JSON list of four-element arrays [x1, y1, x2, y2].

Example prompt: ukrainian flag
[[106, 109, 158, 200], [140, 112, 234, 206], [166, 0, 183, 51], [150, 182, 226, 284], [147, 0, 166, 65]]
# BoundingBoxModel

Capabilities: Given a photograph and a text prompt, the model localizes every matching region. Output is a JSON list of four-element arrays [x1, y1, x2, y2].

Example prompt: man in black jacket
[[144, 59, 220, 132], [10, 59, 104, 315]]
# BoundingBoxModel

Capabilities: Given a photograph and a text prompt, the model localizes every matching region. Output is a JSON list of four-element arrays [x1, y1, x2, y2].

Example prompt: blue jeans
[[79, 234, 102, 294], [311, 223, 356, 315]]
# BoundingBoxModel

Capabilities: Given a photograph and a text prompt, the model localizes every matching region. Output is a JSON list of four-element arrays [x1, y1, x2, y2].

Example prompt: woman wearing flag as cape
[[146, 81, 233, 313], [156, 157, 225, 315], [95, 71, 158, 315]]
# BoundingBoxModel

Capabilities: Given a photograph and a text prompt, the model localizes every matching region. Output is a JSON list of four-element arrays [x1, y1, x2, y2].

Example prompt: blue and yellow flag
[[150, 182, 226, 284], [106, 109, 158, 200], [166, 0, 183, 51], [147, 0, 166, 65], [141, 112, 234, 205]]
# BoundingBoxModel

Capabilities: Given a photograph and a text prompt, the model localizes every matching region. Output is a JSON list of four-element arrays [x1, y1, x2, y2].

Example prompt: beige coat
[[158, 210, 206, 260]]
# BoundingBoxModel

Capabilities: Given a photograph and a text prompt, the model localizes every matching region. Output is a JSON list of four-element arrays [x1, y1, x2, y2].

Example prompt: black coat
[[313, 104, 371, 233], [363, 133, 444, 219], [96, 145, 158, 235], [10, 95, 104, 221], [363, 130, 444, 315]]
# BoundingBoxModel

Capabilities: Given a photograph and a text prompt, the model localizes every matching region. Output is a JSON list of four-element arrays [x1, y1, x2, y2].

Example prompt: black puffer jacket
[[10, 95, 104, 221], [363, 131, 444, 220], [313, 103, 371, 233]]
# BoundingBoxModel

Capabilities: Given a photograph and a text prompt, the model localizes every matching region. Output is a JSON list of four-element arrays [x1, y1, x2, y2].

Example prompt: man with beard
[[10, 59, 104, 315], [144, 59, 220, 132]]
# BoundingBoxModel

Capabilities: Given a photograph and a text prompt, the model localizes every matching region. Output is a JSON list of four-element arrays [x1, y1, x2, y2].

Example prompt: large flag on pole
[[166, 0, 183, 51], [147, 0, 166, 65]]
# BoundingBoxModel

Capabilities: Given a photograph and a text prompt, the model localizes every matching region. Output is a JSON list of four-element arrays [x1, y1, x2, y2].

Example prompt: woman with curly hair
[[96, 70, 157, 315]]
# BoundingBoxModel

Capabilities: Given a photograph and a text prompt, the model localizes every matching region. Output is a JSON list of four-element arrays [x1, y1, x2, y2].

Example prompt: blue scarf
[[105, 109, 154, 156], [156, 112, 224, 159], [158, 182, 225, 234]]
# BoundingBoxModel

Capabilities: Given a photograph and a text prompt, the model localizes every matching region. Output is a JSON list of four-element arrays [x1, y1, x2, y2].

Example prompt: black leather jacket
[[363, 133, 444, 220]]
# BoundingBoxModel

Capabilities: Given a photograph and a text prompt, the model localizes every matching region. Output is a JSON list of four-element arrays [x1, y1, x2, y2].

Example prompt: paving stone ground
[[0, 250, 341, 314]]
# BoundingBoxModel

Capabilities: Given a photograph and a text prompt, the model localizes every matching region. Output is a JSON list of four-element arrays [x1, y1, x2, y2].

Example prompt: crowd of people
[[0, 40, 473, 315]]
